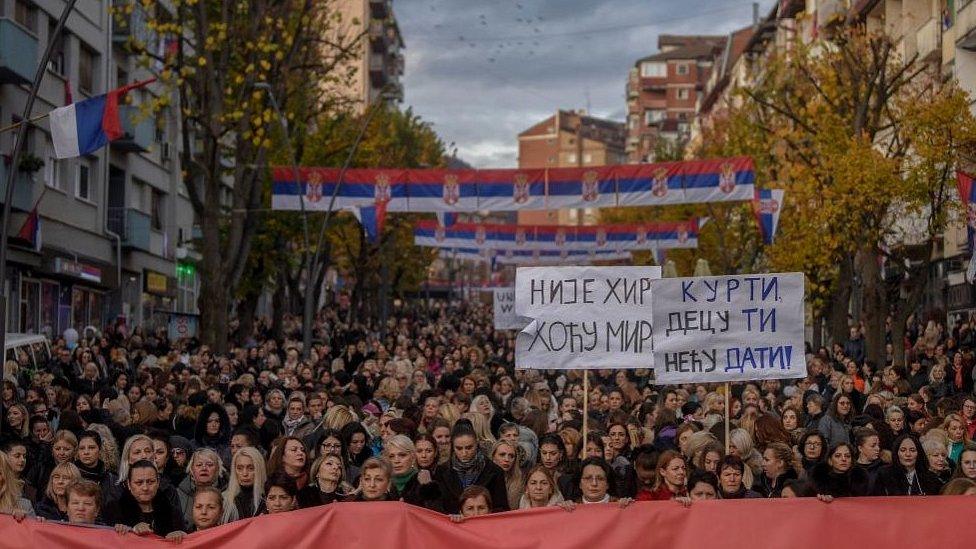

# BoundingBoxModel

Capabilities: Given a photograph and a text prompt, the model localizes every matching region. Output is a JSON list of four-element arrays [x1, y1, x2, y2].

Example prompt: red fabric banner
[[2, 497, 972, 548]]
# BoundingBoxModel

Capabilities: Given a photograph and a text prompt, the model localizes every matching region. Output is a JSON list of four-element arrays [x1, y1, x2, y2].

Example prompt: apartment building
[[625, 34, 725, 163], [0, 0, 199, 338], [333, 0, 405, 109], [516, 109, 626, 225]]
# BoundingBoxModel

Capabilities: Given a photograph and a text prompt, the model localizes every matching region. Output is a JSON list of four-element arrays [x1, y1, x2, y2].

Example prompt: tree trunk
[[812, 313, 823, 351], [857, 246, 886, 367], [197, 200, 230, 353], [272, 272, 287, 343], [828, 256, 854, 345]]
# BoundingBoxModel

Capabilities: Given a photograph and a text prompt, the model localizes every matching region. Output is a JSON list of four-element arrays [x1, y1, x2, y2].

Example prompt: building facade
[[625, 34, 725, 163], [332, 0, 405, 109], [0, 0, 199, 339], [516, 109, 626, 225]]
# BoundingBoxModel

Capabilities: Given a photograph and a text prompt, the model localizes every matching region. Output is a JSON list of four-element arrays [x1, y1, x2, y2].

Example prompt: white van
[[4, 333, 52, 373]]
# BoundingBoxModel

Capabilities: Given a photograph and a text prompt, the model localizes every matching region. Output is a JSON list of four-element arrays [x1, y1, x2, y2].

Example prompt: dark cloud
[[397, 0, 773, 167]]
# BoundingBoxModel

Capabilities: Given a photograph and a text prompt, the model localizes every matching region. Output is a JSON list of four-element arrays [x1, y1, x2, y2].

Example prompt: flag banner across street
[[440, 248, 635, 265], [515, 266, 662, 370], [414, 218, 700, 251], [271, 156, 755, 212]]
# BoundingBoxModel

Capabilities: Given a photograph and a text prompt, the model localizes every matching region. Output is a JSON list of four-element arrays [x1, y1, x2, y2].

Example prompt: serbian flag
[[353, 202, 388, 244], [15, 207, 41, 252], [49, 78, 155, 159], [957, 172, 976, 253], [436, 212, 458, 228], [752, 189, 785, 245]]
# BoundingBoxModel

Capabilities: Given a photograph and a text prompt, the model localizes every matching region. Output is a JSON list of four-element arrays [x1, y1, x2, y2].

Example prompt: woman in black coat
[[433, 424, 508, 514], [104, 461, 186, 538], [811, 442, 869, 497], [384, 435, 442, 511], [873, 433, 943, 496]]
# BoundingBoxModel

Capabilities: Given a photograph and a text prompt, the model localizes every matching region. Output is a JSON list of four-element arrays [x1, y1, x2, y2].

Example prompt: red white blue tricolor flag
[[440, 248, 632, 266], [271, 157, 755, 213], [413, 219, 701, 251], [957, 172, 976, 253], [752, 189, 785, 245], [49, 78, 154, 159]]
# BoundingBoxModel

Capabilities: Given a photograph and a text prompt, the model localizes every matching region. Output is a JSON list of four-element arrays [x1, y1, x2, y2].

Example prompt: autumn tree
[[727, 22, 976, 363], [114, 0, 361, 350]]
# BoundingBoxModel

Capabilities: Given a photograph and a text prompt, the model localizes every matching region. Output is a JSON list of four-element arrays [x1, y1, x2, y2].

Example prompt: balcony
[[107, 207, 152, 252], [369, 0, 390, 20], [111, 105, 153, 153], [0, 158, 36, 211], [641, 77, 667, 91], [916, 18, 941, 63], [369, 54, 388, 86], [0, 18, 39, 85], [817, 0, 847, 29], [112, 1, 153, 47], [387, 81, 404, 102], [369, 20, 388, 53]]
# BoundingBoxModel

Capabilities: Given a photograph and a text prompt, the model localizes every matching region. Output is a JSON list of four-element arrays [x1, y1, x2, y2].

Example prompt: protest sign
[[651, 273, 806, 384], [493, 287, 525, 330], [515, 266, 661, 370]]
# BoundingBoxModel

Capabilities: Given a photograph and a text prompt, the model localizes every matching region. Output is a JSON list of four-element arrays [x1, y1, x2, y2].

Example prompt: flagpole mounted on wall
[[0, 0, 81, 403]]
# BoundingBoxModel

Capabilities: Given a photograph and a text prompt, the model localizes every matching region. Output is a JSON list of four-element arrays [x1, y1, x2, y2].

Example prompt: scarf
[[283, 414, 307, 433], [451, 451, 486, 489], [955, 364, 964, 390], [392, 469, 418, 493]]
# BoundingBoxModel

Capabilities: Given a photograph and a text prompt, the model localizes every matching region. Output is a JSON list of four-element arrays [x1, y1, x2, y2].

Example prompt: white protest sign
[[651, 272, 806, 384], [493, 287, 525, 330], [515, 266, 661, 370]]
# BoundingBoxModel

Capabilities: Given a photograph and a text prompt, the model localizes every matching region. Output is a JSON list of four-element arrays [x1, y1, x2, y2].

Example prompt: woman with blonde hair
[[298, 454, 353, 508], [36, 462, 81, 520], [462, 411, 496, 449], [942, 413, 970, 464], [374, 376, 401, 406], [518, 465, 568, 509], [223, 446, 266, 522], [87, 423, 120, 472], [0, 451, 34, 519], [490, 440, 523, 509], [50, 429, 79, 466], [117, 434, 156, 487], [683, 430, 720, 463], [323, 405, 357, 432], [438, 402, 460, 426]]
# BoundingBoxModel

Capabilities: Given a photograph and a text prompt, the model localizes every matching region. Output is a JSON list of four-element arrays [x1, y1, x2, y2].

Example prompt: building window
[[566, 153, 577, 164], [676, 63, 689, 75], [640, 61, 666, 78], [13, 0, 37, 32], [645, 109, 665, 125], [583, 153, 592, 164], [45, 141, 69, 192], [78, 45, 96, 94], [130, 179, 147, 211], [677, 88, 690, 100], [48, 21, 66, 76], [19, 279, 39, 334], [76, 159, 92, 200], [151, 188, 165, 231]]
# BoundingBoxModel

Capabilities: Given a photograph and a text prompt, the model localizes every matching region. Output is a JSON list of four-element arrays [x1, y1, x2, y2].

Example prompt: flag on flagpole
[[15, 207, 42, 252], [49, 78, 155, 159], [435, 212, 458, 228], [752, 189, 785, 245], [957, 171, 976, 253], [353, 202, 388, 244]]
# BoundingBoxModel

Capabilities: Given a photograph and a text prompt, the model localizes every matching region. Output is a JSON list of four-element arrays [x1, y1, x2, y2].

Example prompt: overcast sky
[[397, 0, 774, 168]]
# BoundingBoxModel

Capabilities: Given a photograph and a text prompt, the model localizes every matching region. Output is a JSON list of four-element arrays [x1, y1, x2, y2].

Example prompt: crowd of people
[[1, 301, 976, 540]]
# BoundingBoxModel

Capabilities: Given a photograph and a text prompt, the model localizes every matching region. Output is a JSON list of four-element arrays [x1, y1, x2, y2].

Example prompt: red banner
[[2, 497, 972, 548]]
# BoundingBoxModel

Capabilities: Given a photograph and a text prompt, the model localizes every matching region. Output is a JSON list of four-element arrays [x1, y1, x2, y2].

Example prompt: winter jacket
[[297, 485, 344, 509], [433, 459, 510, 514], [35, 496, 68, 521], [872, 465, 944, 496], [853, 459, 884, 495], [817, 414, 851, 447], [753, 468, 799, 498], [395, 473, 443, 511], [75, 460, 120, 510], [811, 462, 870, 497], [104, 489, 186, 536]]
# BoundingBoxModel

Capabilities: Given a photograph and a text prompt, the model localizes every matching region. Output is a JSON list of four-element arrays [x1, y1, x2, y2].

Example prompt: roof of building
[[658, 34, 726, 49], [518, 110, 626, 149], [636, 42, 723, 64]]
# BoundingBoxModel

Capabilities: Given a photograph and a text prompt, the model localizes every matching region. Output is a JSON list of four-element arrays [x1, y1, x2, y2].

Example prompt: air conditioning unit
[[161, 143, 172, 160]]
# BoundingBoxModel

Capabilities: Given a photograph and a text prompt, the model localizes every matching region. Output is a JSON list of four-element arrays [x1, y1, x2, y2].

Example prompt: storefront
[[141, 269, 177, 332], [9, 256, 110, 338]]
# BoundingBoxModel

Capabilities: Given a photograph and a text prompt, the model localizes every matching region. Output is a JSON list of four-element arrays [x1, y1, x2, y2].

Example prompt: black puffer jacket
[[811, 462, 870, 497], [433, 459, 509, 514]]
